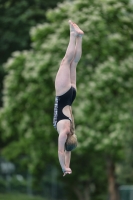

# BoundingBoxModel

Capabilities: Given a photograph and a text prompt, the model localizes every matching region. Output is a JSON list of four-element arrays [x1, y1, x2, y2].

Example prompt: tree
[[1, 0, 133, 200], [0, 0, 65, 160], [0, 0, 64, 107], [76, 56, 133, 200], [0, 0, 65, 64]]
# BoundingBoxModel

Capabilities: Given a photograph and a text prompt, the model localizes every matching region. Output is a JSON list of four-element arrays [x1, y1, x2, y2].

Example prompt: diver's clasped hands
[[63, 167, 72, 177]]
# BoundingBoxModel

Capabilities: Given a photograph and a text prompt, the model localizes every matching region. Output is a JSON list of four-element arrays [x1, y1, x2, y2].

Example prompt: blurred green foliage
[[1, 0, 133, 200], [0, 0, 64, 107], [0, 193, 45, 200], [0, 0, 64, 64]]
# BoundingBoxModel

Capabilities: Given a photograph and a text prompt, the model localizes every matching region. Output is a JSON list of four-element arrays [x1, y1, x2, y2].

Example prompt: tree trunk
[[73, 182, 91, 200], [106, 156, 120, 200]]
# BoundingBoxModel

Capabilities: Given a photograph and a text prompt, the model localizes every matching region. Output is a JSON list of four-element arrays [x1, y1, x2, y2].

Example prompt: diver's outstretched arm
[[58, 132, 72, 176], [64, 148, 72, 176]]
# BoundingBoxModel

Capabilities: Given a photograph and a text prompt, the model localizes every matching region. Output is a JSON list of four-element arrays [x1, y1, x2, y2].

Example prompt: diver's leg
[[55, 20, 78, 96], [70, 33, 83, 89]]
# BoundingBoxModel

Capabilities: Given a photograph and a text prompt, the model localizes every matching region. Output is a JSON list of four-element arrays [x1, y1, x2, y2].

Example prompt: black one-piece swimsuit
[[53, 87, 76, 129]]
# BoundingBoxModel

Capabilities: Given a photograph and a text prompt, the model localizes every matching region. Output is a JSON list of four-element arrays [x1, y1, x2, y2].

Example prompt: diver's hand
[[63, 167, 72, 176]]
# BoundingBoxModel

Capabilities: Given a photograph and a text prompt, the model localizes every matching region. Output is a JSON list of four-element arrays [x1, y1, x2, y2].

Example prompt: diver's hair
[[65, 134, 78, 151], [65, 120, 78, 151]]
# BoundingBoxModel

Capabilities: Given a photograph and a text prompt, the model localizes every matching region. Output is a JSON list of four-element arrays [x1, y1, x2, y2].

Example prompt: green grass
[[0, 193, 45, 200]]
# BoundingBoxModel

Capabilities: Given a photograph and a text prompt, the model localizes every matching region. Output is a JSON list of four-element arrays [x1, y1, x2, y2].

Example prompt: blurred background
[[0, 0, 133, 200]]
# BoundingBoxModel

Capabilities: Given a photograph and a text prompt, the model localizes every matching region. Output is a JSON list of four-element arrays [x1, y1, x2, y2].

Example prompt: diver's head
[[65, 134, 78, 151]]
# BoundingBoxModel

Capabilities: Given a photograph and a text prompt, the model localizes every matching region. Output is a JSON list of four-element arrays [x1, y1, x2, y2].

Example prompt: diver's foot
[[69, 20, 84, 36], [69, 20, 77, 36]]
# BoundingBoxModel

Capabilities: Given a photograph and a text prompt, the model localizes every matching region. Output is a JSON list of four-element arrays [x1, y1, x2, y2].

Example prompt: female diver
[[53, 20, 84, 176]]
